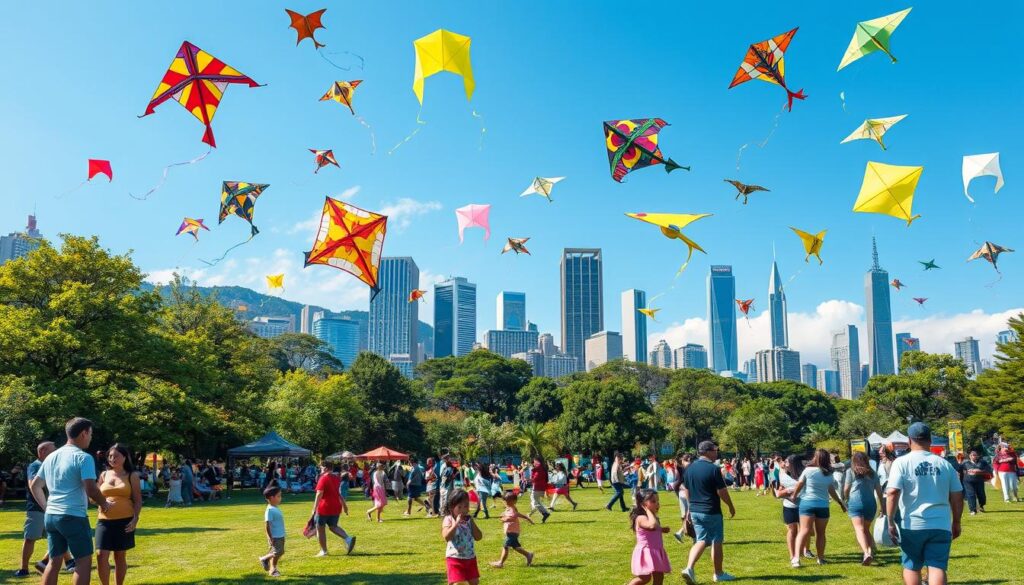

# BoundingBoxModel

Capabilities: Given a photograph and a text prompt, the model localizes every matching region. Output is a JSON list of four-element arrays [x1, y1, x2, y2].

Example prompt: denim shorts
[[847, 498, 877, 520], [798, 500, 830, 519], [44, 514, 93, 560], [503, 532, 521, 549], [690, 512, 724, 544], [899, 529, 952, 571]]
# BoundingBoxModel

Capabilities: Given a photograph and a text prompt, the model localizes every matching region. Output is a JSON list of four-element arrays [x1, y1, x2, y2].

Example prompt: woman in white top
[[774, 455, 813, 563], [791, 449, 846, 567], [547, 462, 578, 511]]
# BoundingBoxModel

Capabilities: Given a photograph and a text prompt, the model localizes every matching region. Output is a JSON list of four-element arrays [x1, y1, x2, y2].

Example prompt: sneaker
[[64, 561, 76, 574], [969, 511, 976, 516], [681, 567, 697, 585], [713, 573, 736, 582], [345, 536, 356, 555], [259, 557, 270, 572], [489, 561, 504, 568], [862, 554, 873, 566], [315, 550, 328, 557], [14, 569, 31, 578], [572, 502, 578, 511], [791, 557, 800, 568], [803, 550, 816, 559], [541, 512, 550, 524], [33, 562, 46, 575], [526, 552, 534, 567], [673, 531, 684, 544], [816, 559, 827, 566], [269, 569, 281, 577]]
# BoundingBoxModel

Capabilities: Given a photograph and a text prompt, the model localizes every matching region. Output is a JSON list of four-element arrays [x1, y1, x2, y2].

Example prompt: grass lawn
[[0, 485, 1019, 584]]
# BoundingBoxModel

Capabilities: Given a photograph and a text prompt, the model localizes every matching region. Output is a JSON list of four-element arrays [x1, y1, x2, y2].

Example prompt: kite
[[968, 242, 1013, 274], [637, 308, 661, 321], [840, 115, 907, 150], [790, 227, 826, 264], [320, 80, 362, 115], [88, 159, 113, 182], [838, 8, 912, 71], [175, 218, 209, 241], [919, 259, 940, 270], [852, 162, 923, 226], [219, 182, 268, 236], [962, 153, 1004, 203], [724, 179, 769, 204], [266, 274, 285, 290], [625, 213, 711, 275], [408, 289, 427, 303], [729, 28, 806, 111], [912, 297, 928, 307], [140, 41, 261, 147], [502, 237, 530, 255], [890, 279, 905, 290], [455, 204, 491, 243], [310, 149, 340, 173], [303, 197, 388, 298], [285, 9, 326, 49], [603, 119, 688, 182], [412, 29, 475, 105], [521, 177, 565, 202], [736, 299, 755, 316], [903, 337, 919, 347]]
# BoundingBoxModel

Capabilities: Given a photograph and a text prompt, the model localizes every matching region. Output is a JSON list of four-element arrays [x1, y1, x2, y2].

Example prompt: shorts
[[899, 529, 952, 571], [407, 485, 424, 499], [268, 537, 285, 556], [44, 514, 93, 560], [446, 556, 480, 583], [503, 532, 522, 549], [690, 512, 724, 544], [24, 511, 46, 541], [799, 502, 830, 519], [316, 514, 339, 527], [847, 499, 877, 520], [782, 506, 800, 525], [95, 518, 136, 552]]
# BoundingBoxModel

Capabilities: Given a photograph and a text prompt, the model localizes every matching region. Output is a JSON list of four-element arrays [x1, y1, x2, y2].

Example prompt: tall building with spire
[[708, 265, 738, 373], [768, 260, 788, 348], [865, 238, 895, 378], [0, 214, 42, 264], [369, 257, 420, 375]]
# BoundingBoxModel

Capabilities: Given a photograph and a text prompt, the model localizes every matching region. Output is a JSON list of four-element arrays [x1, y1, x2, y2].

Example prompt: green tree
[[587, 361, 671, 402], [513, 421, 559, 461], [0, 377, 44, 466], [837, 402, 904, 439], [966, 314, 1024, 444], [349, 353, 424, 451], [748, 381, 839, 450], [656, 369, 744, 451], [266, 371, 368, 456], [802, 422, 836, 446], [461, 413, 514, 460], [861, 352, 975, 431], [270, 333, 344, 373], [418, 409, 468, 457], [431, 350, 533, 420], [717, 398, 787, 456], [557, 379, 658, 454], [516, 377, 563, 423]]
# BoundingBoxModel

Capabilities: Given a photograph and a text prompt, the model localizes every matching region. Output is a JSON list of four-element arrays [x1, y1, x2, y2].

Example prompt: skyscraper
[[0, 214, 42, 264], [312, 314, 361, 370], [435, 277, 477, 357], [743, 358, 757, 381], [369, 257, 419, 371], [621, 289, 648, 363], [830, 324, 862, 399], [248, 316, 295, 339], [649, 339, 673, 369], [954, 337, 984, 377], [299, 305, 314, 335], [512, 350, 545, 377], [561, 248, 603, 369], [674, 343, 709, 369], [708, 265, 738, 372], [585, 331, 623, 371], [483, 329, 539, 358], [538, 333, 556, 356], [802, 363, 818, 389], [496, 292, 527, 331], [769, 260, 788, 348], [861, 364, 870, 388], [865, 238, 895, 378], [895, 332, 920, 372], [817, 370, 841, 396], [544, 354, 579, 378], [755, 348, 801, 382], [997, 329, 1019, 345]]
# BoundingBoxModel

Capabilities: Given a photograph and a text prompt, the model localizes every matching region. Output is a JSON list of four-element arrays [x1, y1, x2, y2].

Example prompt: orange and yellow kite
[[303, 197, 388, 298]]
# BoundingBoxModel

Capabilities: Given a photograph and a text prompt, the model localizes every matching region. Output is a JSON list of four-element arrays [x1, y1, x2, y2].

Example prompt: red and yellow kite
[[304, 197, 388, 298], [285, 9, 326, 49], [320, 80, 362, 115], [729, 28, 806, 111], [408, 289, 427, 303], [141, 41, 261, 147]]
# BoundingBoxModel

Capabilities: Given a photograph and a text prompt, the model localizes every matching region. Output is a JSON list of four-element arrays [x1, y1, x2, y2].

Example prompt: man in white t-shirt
[[886, 422, 964, 585]]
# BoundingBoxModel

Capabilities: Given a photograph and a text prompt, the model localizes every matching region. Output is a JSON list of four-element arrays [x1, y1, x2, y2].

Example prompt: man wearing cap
[[681, 441, 736, 584], [886, 422, 964, 585]]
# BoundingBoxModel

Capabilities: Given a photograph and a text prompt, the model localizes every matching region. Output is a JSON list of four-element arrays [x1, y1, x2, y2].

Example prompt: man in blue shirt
[[681, 441, 736, 584], [29, 418, 110, 585], [180, 459, 194, 506], [886, 422, 964, 585], [16, 441, 63, 578]]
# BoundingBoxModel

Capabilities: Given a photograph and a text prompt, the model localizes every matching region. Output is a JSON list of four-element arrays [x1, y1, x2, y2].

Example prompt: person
[[528, 457, 551, 523], [671, 454, 692, 544], [180, 460, 195, 506], [740, 459, 752, 491], [389, 460, 406, 502], [472, 463, 491, 519], [993, 445, 1020, 503], [886, 422, 964, 585], [405, 457, 429, 517], [424, 457, 439, 518], [311, 462, 355, 556], [791, 448, 846, 567], [627, 488, 671, 585], [774, 454, 813, 563], [961, 449, 993, 514], [441, 489, 482, 585], [844, 451, 884, 565], [95, 444, 142, 585], [548, 462, 577, 511], [754, 460, 766, 496], [165, 469, 183, 507], [367, 462, 388, 522], [438, 455, 456, 516], [680, 441, 736, 584], [595, 458, 605, 493], [606, 452, 628, 512], [259, 485, 285, 577], [489, 489, 535, 568], [17, 441, 74, 578], [29, 417, 111, 585]]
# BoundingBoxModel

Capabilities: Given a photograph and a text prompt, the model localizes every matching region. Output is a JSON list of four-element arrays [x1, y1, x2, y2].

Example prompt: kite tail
[[663, 158, 691, 174], [356, 116, 377, 155], [907, 214, 922, 227], [471, 109, 486, 151], [200, 234, 255, 267], [839, 91, 847, 113], [674, 246, 696, 278], [388, 110, 427, 155], [317, 49, 365, 71], [130, 147, 212, 200], [785, 88, 807, 111]]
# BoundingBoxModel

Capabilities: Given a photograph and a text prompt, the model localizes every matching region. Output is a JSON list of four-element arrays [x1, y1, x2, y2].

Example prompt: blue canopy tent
[[226, 432, 311, 497]]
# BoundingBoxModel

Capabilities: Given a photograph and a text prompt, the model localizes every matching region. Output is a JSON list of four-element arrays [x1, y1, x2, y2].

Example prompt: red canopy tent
[[356, 446, 409, 461]]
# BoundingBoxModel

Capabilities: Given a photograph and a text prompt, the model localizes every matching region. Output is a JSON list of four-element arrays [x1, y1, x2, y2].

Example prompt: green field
[[0, 485, 1019, 584]]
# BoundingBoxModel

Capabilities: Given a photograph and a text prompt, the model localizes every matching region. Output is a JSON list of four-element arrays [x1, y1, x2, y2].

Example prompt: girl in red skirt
[[442, 489, 482, 585]]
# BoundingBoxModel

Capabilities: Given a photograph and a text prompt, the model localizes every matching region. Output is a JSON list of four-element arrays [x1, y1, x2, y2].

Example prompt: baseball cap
[[907, 422, 932, 441], [697, 441, 718, 454]]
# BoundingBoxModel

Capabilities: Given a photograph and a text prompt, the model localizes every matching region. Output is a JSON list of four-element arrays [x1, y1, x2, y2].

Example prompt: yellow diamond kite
[[412, 29, 475, 105], [852, 162, 923, 226], [626, 213, 711, 275]]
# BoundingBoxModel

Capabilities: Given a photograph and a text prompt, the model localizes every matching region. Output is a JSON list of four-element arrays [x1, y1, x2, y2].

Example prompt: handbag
[[302, 515, 317, 539], [873, 515, 897, 548]]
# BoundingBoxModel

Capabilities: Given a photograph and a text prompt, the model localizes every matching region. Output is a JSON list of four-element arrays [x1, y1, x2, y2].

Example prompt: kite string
[[55, 181, 89, 199], [735, 103, 787, 171], [356, 116, 377, 155], [317, 49, 365, 71], [388, 110, 427, 155], [130, 147, 212, 200], [200, 234, 255, 267], [471, 109, 486, 151]]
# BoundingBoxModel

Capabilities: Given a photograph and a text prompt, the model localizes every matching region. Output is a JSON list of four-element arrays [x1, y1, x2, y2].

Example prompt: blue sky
[[2, 1, 1021, 365]]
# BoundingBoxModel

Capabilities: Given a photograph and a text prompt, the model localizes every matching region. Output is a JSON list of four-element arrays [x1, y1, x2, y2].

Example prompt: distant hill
[[143, 282, 434, 357]]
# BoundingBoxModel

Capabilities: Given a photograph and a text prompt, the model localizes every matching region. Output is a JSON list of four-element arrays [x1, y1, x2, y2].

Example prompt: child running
[[490, 490, 535, 568], [442, 489, 483, 585], [259, 486, 286, 577], [628, 488, 671, 585]]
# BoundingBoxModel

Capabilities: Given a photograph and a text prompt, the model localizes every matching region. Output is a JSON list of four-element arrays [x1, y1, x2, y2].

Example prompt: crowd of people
[[7, 415, 1022, 585]]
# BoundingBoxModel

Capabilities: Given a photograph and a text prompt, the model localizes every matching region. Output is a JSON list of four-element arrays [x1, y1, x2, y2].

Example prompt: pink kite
[[455, 204, 491, 243], [88, 159, 113, 181]]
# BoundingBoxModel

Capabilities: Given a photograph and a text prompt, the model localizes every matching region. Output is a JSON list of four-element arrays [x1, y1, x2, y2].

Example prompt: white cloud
[[413, 269, 449, 326], [378, 198, 442, 230]]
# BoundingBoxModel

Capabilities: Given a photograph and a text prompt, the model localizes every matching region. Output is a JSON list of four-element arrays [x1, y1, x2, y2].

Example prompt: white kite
[[962, 153, 1004, 203], [520, 176, 565, 202], [840, 115, 907, 150]]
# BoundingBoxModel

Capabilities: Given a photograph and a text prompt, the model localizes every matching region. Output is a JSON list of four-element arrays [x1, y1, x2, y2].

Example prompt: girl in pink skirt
[[366, 462, 388, 522], [628, 488, 671, 585]]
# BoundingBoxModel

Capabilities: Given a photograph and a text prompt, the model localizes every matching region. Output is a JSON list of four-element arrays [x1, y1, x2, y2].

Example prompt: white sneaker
[[803, 550, 816, 559], [673, 531, 684, 544], [791, 557, 801, 568], [681, 567, 697, 585], [713, 573, 736, 582], [315, 550, 328, 557]]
